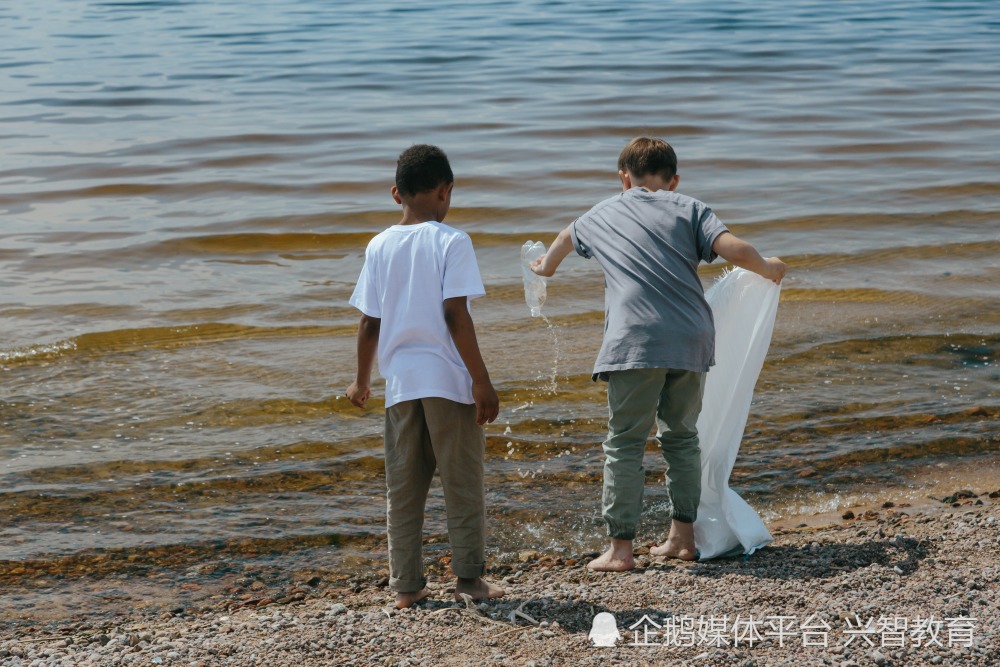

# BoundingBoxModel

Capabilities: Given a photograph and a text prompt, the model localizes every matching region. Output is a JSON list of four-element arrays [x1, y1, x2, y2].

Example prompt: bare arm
[[346, 314, 381, 408], [443, 296, 499, 425], [712, 231, 786, 284], [530, 224, 575, 277]]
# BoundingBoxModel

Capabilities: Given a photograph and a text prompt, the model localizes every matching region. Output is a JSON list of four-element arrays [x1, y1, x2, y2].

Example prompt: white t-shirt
[[349, 221, 486, 408]]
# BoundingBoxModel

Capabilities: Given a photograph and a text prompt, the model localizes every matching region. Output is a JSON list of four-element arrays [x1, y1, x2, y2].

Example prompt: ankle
[[610, 538, 634, 552]]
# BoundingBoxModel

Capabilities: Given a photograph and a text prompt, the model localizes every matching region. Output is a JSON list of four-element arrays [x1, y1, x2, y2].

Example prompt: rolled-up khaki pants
[[384, 397, 486, 592]]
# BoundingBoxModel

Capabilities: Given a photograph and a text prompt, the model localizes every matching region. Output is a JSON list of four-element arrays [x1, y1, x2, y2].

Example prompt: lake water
[[1, 0, 998, 625]]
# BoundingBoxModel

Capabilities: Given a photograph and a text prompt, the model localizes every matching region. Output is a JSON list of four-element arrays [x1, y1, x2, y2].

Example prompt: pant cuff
[[451, 561, 485, 580], [671, 511, 697, 524], [606, 521, 636, 541], [389, 575, 426, 593]]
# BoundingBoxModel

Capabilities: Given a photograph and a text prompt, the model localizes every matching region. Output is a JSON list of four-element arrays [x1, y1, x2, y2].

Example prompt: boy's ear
[[391, 185, 403, 205], [668, 174, 680, 191], [618, 170, 632, 191], [439, 181, 454, 200]]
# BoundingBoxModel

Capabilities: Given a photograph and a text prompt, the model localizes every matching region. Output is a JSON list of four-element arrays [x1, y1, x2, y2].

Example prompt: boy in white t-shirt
[[347, 144, 505, 609]]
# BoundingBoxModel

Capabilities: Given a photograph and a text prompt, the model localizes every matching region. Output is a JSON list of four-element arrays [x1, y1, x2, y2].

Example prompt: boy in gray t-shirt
[[532, 137, 785, 571]]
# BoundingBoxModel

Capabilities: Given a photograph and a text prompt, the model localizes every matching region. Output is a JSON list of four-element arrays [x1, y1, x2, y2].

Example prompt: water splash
[[539, 314, 561, 394]]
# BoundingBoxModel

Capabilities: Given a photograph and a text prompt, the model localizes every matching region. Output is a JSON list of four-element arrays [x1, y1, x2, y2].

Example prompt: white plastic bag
[[693, 268, 780, 559], [521, 240, 547, 317]]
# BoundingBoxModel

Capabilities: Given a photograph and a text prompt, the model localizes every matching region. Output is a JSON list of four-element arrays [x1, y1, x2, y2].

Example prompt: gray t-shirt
[[570, 187, 729, 376]]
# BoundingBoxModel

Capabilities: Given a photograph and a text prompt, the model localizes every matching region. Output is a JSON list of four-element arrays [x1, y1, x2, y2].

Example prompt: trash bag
[[693, 268, 780, 559]]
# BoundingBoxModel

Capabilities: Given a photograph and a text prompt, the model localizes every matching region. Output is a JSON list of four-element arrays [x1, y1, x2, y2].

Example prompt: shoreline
[[2, 485, 998, 666]]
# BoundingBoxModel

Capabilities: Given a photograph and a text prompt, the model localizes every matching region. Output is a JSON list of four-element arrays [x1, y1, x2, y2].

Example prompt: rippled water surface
[[1, 0, 998, 624]]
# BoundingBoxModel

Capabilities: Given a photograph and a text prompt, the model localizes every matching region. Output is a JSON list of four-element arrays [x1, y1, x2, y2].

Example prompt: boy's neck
[[392, 182, 452, 225], [620, 170, 680, 193], [632, 177, 675, 192], [397, 209, 438, 226]]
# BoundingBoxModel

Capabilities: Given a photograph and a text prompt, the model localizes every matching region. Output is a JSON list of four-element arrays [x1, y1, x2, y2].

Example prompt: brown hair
[[617, 137, 677, 179]]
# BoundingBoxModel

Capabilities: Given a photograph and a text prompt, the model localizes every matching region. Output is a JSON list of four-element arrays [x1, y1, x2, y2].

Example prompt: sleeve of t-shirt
[[570, 217, 594, 259], [571, 197, 618, 259], [348, 245, 382, 318], [442, 234, 486, 301], [695, 205, 729, 263]]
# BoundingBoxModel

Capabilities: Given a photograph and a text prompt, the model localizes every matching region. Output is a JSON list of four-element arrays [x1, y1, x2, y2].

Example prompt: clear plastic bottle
[[521, 240, 547, 317]]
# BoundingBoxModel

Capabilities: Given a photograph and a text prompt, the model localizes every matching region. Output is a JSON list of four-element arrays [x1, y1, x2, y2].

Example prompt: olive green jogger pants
[[601, 368, 706, 540]]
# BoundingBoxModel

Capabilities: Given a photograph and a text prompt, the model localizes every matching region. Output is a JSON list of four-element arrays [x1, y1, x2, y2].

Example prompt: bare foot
[[650, 537, 698, 560], [587, 538, 635, 572], [395, 588, 431, 609], [650, 519, 698, 561], [454, 577, 505, 602]]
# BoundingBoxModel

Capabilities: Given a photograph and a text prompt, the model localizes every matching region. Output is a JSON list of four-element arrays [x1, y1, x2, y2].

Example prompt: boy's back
[[351, 220, 484, 407], [346, 144, 502, 608], [530, 136, 785, 572], [570, 188, 728, 375]]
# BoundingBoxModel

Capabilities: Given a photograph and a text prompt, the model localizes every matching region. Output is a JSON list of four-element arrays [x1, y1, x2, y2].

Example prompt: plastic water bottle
[[521, 240, 547, 317]]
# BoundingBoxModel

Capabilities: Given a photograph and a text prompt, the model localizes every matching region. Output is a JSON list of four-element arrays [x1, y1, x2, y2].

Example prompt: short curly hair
[[395, 144, 454, 197], [618, 137, 677, 180]]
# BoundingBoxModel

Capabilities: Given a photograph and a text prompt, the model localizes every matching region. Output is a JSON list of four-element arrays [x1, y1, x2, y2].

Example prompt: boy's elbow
[[713, 232, 749, 263], [359, 314, 381, 334], [727, 246, 752, 264], [442, 298, 471, 331]]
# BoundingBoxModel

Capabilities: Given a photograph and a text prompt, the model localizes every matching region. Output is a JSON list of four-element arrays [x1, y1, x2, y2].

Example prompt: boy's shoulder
[[583, 189, 708, 219], [365, 221, 471, 255], [660, 190, 706, 208], [372, 221, 470, 240], [628, 188, 707, 211], [428, 221, 472, 244], [582, 191, 627, 219]]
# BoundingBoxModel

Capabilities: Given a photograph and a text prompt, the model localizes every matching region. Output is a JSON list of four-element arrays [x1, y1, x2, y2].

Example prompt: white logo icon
[[589, 612, 621, 647]]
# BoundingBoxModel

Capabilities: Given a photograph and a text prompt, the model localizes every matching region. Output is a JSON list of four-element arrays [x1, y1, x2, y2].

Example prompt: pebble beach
[[3, 4, 1000, 667], [2, 493, 997, 667]]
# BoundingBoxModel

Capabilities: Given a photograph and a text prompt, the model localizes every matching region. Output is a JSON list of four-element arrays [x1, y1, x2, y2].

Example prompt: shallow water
[[1, 0, 999, 623]]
